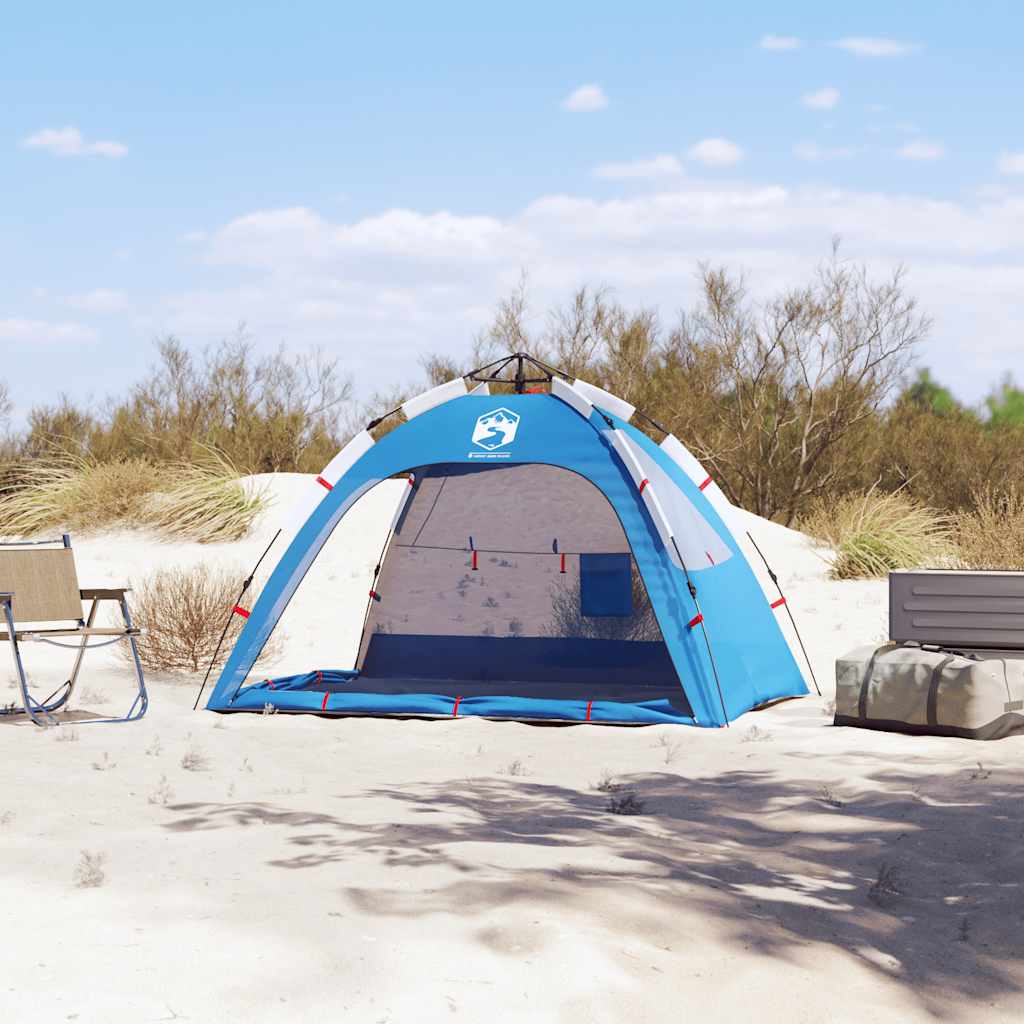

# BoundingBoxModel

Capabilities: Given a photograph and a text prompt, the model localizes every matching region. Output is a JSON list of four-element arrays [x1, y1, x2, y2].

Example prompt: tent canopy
[[206, 370, 808, 726]]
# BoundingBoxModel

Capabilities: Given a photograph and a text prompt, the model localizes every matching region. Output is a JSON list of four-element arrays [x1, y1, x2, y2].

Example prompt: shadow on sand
[[164, 760, 1024, 1014]]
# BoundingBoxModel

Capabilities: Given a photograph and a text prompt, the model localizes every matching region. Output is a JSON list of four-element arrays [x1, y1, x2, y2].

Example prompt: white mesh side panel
[[551, 376, 593, 420], [608, 429, 646, 488], [573, 379, 636, 422], [631, 445, 733, 569], [401, 378, 467, 420]]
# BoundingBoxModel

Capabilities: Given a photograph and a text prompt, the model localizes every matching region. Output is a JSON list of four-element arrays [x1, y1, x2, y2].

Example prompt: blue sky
[[4, 2, 1024, 421]]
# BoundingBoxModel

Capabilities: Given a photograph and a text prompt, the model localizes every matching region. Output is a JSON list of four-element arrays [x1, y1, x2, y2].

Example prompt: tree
[[985, 374, 1024, 429], [661, 252, 930, 525], [902, 368, 960, 416]]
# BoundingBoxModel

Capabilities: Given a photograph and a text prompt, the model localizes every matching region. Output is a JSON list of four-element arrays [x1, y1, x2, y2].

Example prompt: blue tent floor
[[224, 670, 699, 725]]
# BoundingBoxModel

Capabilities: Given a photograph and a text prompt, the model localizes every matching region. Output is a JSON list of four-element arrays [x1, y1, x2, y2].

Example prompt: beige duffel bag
[[835, 643, 1024, 740]]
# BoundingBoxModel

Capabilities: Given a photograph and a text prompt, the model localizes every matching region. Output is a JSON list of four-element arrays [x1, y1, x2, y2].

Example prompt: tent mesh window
[[353, 463, 690, 711]]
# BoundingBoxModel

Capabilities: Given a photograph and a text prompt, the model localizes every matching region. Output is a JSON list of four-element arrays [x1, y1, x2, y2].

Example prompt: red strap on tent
[[585, 700, 593, 722], [321, 691, 329, 711], [316, 476, 333, 491], [560, 553, 566, 574], [699, 475, 712, 491], [638, 478, 649, 493], [471, 550, 478, 571], [368, 589, 380, 601], [232, 605, 250, 619], [407, 475, 415, 487], [771, 597, 786, 609], [452, 695, 462, 717], [688, 613, 704, 629]]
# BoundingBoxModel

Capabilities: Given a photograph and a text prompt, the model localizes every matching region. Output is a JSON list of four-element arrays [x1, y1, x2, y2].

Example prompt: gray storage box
[[890, 570, 1024, 651]]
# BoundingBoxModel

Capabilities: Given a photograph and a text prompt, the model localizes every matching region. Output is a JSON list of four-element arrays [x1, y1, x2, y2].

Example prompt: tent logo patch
[[471, 408, 520, 451]]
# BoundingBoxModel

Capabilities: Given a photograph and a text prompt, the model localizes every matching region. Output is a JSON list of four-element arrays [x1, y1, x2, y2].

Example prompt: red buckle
[[698, 476, 712, 491], [232, 605, 250, 619], [688, 613, 704, 629], [771, 597, 786, 609], [316, 476, 333, 491]]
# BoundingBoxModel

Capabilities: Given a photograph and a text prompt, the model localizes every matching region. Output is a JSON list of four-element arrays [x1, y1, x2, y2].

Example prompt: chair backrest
[[0, 544, 83, 623]]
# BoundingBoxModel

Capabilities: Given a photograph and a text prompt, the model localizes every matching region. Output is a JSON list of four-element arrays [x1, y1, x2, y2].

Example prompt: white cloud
[[561, 84, 608, 113], [593, 154, 683, 180], [138, 180, 1024, 408], [759, 34, 801, 51], [997, 152, 1024, 175], [64, 288, 129, 313], [687, 138, 745, 167], [20, 126, 127, 158], [794, 142, 856, 162], [898, 140, 946, 161], [834, 37, 920, 58], [802, 87, 840, 110], [0, 319, 97, 343]]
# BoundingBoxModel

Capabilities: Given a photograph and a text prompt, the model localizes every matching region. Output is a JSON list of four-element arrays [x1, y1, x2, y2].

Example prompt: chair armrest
[[80, 587, 131, 600]]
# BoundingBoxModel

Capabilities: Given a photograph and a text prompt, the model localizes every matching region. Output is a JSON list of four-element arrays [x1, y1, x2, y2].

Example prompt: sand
[[2, 476, 1022, 1023]]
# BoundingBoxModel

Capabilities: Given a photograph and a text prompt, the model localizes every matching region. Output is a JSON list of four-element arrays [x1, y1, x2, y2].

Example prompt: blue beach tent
[[205, 354, 809, 726]]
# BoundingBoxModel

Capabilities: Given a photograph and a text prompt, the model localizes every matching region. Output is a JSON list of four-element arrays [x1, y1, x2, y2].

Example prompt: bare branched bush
[[801, 488, 954, 579], [181, 746, 210, 772], [124, 565, 279, 674], [956, 486, 1024, 570]]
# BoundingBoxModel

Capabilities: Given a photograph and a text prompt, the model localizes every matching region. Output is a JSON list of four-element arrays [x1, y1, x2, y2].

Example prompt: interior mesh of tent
[[355, 463, 689, 713]]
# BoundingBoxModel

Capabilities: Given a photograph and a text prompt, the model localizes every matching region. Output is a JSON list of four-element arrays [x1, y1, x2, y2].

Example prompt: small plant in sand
[[91, 751, 117, 771], [607, 790, 646, 816], [148, 774, 175, 806], [73, 850, 107, 889], [261, 703, 278, 716], [593, 769, 619, 793], [820, 784, 845, 808], [498, 758, 529, 777], [145, 735, 163, 757], [0, 810, 13, 826], [741, 725, 772, 743], [968, 762, 991, 780], [655, 734, 683, 764], [53, 726, 80, 743], [124, 565, 280, 674], [77, 687, 109, 706], [180, 746, 210, 772], [822, 698, 836, 718], [800, 487, 954, 579], [867, 862, 905, 906]]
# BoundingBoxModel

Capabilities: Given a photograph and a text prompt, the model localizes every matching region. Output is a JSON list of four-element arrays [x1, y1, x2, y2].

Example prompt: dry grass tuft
[[124, 564, 280, 674], [144, 450, 267, 543], [956, 486, 1024, 570], [0, 448, 266, 542], [801, 488, 955, 579]]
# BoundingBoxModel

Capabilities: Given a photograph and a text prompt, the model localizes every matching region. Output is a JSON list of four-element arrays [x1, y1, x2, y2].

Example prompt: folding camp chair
[[0, 534, 147, 726]]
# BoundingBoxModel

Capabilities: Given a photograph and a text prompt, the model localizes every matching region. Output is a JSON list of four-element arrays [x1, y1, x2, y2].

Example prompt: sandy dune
[[2, 477, 1022, 1023]]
